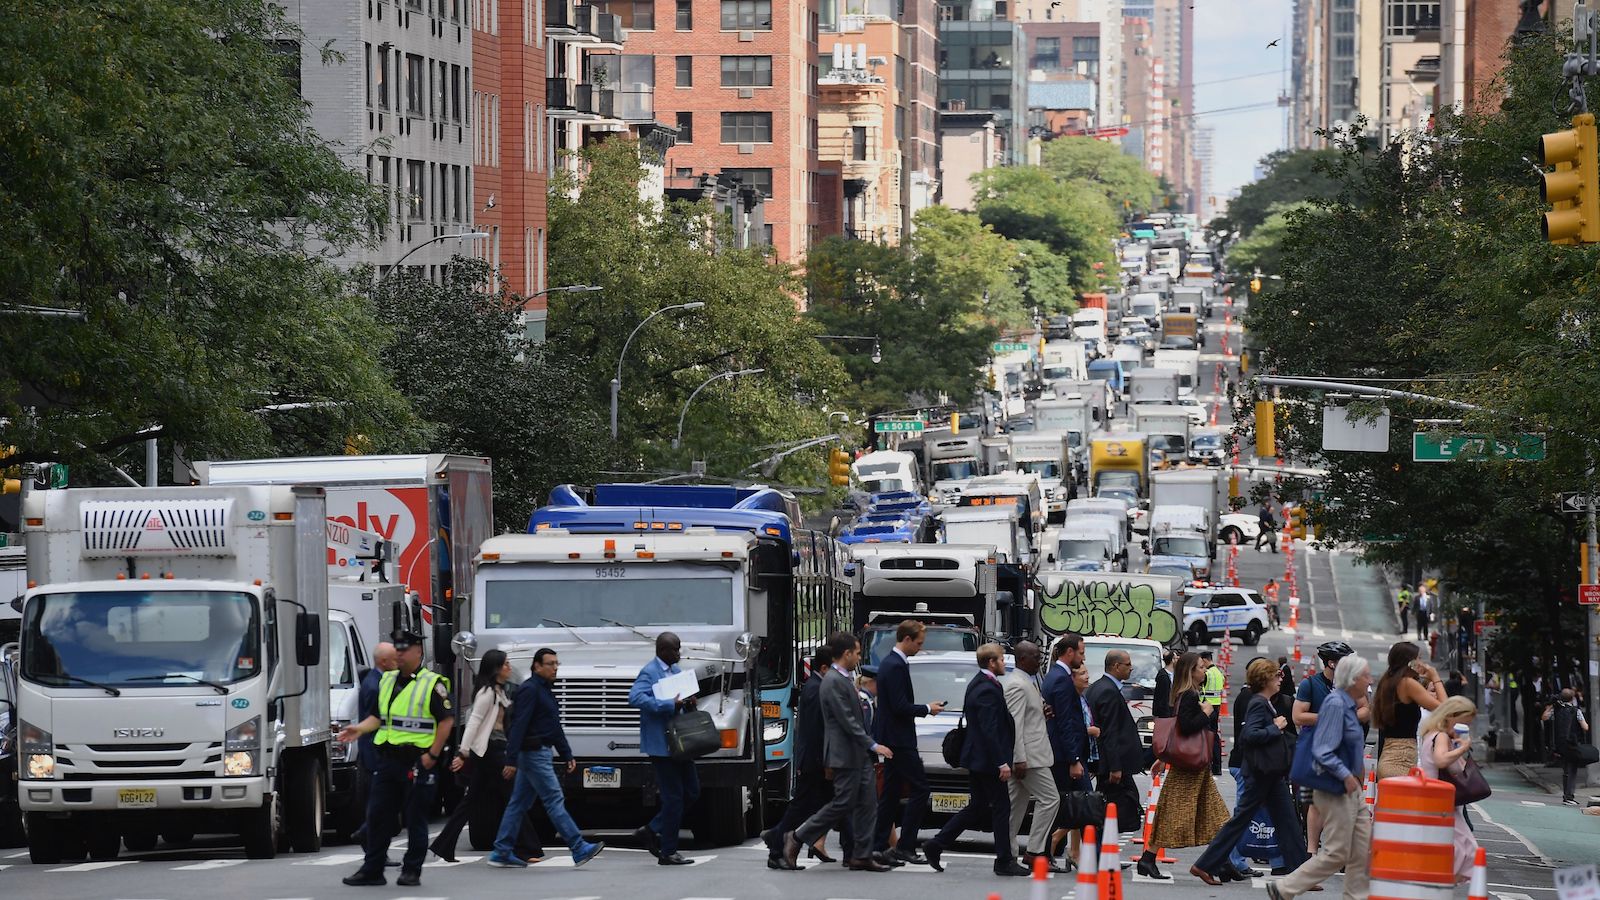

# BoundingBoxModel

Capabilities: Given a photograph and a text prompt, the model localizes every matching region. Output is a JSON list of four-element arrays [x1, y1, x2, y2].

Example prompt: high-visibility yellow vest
[[1200, 665, 1225, 705], [374, 668, 450, 748]]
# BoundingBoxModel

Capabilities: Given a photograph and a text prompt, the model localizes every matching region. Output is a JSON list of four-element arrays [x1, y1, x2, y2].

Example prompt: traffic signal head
[[1539, 113, 1600, 245], [950, 412, 960, 435], [1288, 506, 1307, 541], [2, 478, 19, 495], [1254, 400, 1277, 459], [829, 447, 851, 487]]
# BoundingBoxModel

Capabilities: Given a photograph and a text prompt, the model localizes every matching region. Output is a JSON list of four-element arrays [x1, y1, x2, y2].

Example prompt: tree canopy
[[1215, 148, 1343, 240], [1039, 137, 1164, 213]]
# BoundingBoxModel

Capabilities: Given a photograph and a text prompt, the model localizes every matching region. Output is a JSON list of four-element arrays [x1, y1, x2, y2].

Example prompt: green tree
[[374, 260, 606, 530], [0, 0, 411, 476], [1222, 202, 1312, 283], [1012, 239, 1079, 318], [908, 206, 1028, 330], [971, 167, 1118, 295], [1218, 148, 1343, 239], [1039, 137, 1163, 213]]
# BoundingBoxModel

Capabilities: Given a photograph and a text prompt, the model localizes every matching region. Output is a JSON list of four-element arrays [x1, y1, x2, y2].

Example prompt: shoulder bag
[[1244, 699, 1296, 779], [1289, 719, 1346, 794], [1152, 716, 1212, 771], [941, 712, 968, 769], [666, 710, 721, 761], [1057, 790, 1107, 829]]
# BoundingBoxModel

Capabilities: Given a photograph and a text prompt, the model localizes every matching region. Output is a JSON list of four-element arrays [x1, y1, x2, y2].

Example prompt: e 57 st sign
[[1411, 432, 1546, 463]]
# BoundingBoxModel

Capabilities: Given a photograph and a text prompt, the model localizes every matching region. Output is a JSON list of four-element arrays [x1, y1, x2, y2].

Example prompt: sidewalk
[[1509, 758, 1600, 809]]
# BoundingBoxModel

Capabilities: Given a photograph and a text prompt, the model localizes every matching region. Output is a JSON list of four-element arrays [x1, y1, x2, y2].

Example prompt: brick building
[[1439, 0, 1522, 113]]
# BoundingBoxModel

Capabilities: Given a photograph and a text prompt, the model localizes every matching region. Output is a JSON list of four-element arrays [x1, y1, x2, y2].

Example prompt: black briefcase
[[667, 710, 722, 761]]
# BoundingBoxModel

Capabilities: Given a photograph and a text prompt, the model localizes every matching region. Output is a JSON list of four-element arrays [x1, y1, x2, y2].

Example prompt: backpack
[[941, 713, 967, 769]]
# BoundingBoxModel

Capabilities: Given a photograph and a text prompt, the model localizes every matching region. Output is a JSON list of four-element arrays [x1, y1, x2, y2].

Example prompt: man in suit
[[872, 620, 946, 865], [1003, 641, 1061, 871], [763, 647, 835, 867], [780, 632, 893, 872], [1086, 650, 1144, 843], [1042, 634, 1089, 861], [628, 632, 698, 866], [920, 644, 1028, 877]]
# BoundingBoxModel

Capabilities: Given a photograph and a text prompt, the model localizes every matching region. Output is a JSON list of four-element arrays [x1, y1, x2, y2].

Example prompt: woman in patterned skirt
[[1147, 652, 1230, 879]]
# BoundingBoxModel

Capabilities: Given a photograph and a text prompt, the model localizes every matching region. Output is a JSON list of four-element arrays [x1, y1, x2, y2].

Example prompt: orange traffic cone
[[1075, 826, 1099, 900], [1029, 854, 1049, 900], [1098, 803, 1123, 900], [1467, 847, 1488, 900]]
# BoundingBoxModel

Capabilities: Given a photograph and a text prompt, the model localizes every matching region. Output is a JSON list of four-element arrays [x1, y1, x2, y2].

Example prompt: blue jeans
[[495, 748, 585, 857], [649, 757, 700, 856]]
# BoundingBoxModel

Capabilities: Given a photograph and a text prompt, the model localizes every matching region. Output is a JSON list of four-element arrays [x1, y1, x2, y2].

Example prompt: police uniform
[[1200, 663, 1225, 775], [348, 632, 452, 886]]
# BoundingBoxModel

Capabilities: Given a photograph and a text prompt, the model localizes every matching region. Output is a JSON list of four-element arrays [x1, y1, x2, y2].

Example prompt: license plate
[[582, 766, 621, 789], [760, 701, 781, 719], [118, 788, 157, 809], [930, 792, 969, 813]]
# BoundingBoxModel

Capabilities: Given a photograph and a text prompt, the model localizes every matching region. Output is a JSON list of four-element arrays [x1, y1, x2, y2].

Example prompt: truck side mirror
[[295, 612, 322, 667], [8, 597, 19, 614]]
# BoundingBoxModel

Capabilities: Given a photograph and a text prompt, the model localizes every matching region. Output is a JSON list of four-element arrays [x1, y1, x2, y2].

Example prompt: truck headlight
[[331, 720, 359, 763], [21, 721, 54, 779], [225, 717, 261, 777], [763, 719, 788, 743]]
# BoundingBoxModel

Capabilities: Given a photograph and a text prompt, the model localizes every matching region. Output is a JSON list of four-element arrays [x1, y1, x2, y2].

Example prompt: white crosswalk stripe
[[423, 854, 484, 868], [169, 859, 249, 870], [49, 860, 141, 872], [291, 852, 366, 867]]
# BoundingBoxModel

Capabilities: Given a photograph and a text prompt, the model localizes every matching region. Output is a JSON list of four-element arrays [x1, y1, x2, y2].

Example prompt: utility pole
[[1587, 456, 1599, 791]]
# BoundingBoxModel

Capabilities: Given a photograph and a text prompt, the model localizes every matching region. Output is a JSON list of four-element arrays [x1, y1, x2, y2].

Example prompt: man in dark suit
[[1085, 650, 1144, 842], [780, 632, 893, 872], [872, 620, 946, 864], [919, 644, 1028, 877], [350, 642, 396, 852], [1041, 634, 1088, 862], [763, 646, 834, 866]]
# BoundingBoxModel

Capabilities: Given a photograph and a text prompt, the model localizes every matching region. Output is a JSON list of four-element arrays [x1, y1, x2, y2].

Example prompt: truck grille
[[552, 678, 640, 729]]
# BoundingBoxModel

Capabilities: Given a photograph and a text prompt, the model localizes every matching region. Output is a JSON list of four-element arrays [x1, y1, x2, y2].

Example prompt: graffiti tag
[[1038, 580, 1179, 644]]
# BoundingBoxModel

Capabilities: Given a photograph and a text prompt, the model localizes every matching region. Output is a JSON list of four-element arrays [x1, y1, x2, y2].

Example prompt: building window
[[720, 111, 772, 142], [376, 45, 390, 109], [851, 125, 867, 161], [676, 0, 692, 28], [364, 43, 373, 107], [677, 55, 694, 86], [1385, 0, 1439, 36], [406, 54, 425, 115], [406, 159, 425, 220], [451, 65, 463, 121], [676, 110, 694, 143], [720, 55, 772, 87], [721, 167, 773, 197], [720, 0, 771, 29], [1032, 37, 1060, 71]]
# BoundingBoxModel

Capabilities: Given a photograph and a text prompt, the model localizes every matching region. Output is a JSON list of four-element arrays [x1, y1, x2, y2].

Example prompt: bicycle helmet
[[1316, 640, 1353, 663]]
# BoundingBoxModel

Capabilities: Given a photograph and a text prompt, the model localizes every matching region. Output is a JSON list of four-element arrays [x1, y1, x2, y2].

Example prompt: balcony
[[573, 4, 597, 39], [592, 12, 625, 45], [547, 0, 578, 31], [547, 77, 595, 115], [613, 85, 654, 121]]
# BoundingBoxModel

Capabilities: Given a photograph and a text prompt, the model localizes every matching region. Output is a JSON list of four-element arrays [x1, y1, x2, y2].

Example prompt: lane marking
[[1487, 886, 1556, 893], [4, 851, 29, 859], [292, 852, 366, 866], [421, 855, 483, 868], [1519, 800, 1547, 807], [49, 860, 142, 872], [170, 859, 248, 870], [1472, 804, 1556, 866]]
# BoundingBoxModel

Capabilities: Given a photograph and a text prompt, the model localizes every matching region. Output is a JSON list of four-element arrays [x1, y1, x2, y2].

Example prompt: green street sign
[[992, 341, 1030, 354], [874, 419, 925, 434], [1411, 432, 1546, 463]]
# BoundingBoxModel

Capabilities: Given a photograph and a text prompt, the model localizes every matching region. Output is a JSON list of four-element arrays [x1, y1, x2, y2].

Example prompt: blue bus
[[527, 483, 850, 819]]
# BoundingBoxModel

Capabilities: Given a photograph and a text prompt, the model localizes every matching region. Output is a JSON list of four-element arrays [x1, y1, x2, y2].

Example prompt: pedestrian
[[764, 647, 838, 867], [919, 643, 1027, 877], [1003, 641, 1062, 872], [1290, 641, 1361, 856], [1043, 633, 1092, 866], [1192, 658, 1309, 883], [1396, 585, 1412, 636], [1199, 650, 1225, 775], [777, 632, 891, 872], [1416, 697, 1481, 880], [430, 650, 544, 863], [336, 630, 455, 888], [1550, 688, 1595, 806], [1154, 647, 1177, 719], [1264, 654, 1374, 900], [486, 648, 604, 869], [1257, 505, 1279, 553], [1089, 650, 1157, 876], [1457, 606, 1476, 657], [1264, 579, 1281, 628], [349, 641, 397, 850], [1144, 652, 1228, 881], [871, 620, 945, 865], [1443, 670, 1466, 699], [628, 632, 699, 866], [849, 664, 884, 865], [1222, 657, 1280, 877], [1414, 585, 1432, 641], [1372, 642, 1446, 779]]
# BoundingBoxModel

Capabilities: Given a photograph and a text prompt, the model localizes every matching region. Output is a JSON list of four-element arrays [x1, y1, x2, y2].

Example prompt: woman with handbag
[[1190, 659, 1309, 884], [1142, 652, 1229, 879], [1372, 642, 1445, 779], [1416, 697, 1482, 882], [430, 651, 544, 863]]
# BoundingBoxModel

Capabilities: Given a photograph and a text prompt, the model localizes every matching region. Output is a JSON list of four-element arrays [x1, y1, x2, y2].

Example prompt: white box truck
[[1151, 349, 1201, 395], [1128, 367, 1182, 406]]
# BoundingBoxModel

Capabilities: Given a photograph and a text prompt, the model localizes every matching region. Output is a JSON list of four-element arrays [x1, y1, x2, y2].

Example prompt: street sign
[[992, 341, 1030, 354], [1581, 584, 1600, 605], [874, 419, 925, 434], [1411, 432, 1547, 463], [1561, 492, 1597, 513]]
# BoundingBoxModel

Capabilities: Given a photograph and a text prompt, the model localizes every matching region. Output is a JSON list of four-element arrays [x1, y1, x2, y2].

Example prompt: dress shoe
[[341, 871, 386, 886], [1022, 853, 1068, 875], [1236, 866, 1266, 879], [1270, 866, 1294, 876], [922, 841, 945, 873], [1136, 858, 1171, 880], [383, 857, 401, 868], [1220, 866, 1248, 882], [634, 825, 661, 858], [659, 852, 693, 866], [872, 851, 905, 868], [781, 831, 802, 869], [395, 871, 421, 887], [1189, 864, 1224, 886], [846, 858, 892, 872], [888, 846, 928, 866], [766, 855, 797, 870], [807, 843, 836, 864], [429, 843, 457, 863], [994, 860, 1031, 877]]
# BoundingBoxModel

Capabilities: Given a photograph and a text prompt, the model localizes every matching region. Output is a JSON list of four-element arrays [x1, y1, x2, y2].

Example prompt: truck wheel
[[1220, 526, 1243, 546], [1188, 622, 1209, 647], [1243, 623, 1262, 646], [690, 786, 748, 847], [286, 756, 325, 854], [85, 829, 120, 861], [123, 831, 158, 852], [242, 791, 281, 859], [24, 813, 64, 864]]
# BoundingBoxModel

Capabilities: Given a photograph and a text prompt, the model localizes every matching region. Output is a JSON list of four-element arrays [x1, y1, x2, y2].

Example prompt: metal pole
[[611, 301, 705, 441], [1588, 456, 1600, 789], [675, 369, 763, 449], [609, 378, 620, 441], [145, 438, 158, 488]]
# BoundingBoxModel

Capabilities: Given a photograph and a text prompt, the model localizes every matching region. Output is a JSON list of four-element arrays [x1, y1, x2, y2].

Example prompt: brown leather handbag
[[1152, 716, 1213, 771]]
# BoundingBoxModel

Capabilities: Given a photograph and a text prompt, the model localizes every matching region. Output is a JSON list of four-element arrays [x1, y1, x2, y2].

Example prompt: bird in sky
[[1266, 38, 1280, 48]]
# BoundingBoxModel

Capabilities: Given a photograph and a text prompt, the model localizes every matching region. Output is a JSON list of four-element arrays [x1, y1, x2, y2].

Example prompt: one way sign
[[1560, 492, 1597, 514]]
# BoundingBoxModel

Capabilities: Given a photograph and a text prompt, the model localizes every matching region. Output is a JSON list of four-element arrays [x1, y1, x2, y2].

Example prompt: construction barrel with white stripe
[[1369, 767, 1458, 900]]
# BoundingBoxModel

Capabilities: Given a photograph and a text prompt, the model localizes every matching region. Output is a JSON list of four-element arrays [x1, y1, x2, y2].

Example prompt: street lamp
[[611, 301, 707, 439], [379, 231, 490, 282], [673, 368, 764, 449], [529, 285, 604, 298], [817, 334, 882, 364]]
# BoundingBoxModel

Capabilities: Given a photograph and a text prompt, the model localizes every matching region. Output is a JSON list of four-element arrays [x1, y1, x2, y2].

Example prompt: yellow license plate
[[760, 702, 781, 719], [117, 788, 157, 809], [930, 792, 969, 814]]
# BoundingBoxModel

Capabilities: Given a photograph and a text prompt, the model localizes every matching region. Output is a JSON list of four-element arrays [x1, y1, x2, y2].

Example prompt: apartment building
[[817, 45, 900, 241], [937, 0, 1028, 164]]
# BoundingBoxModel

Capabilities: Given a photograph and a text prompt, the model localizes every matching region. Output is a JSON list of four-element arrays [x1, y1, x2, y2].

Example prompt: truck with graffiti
[[1034, 571, 1185, 649]]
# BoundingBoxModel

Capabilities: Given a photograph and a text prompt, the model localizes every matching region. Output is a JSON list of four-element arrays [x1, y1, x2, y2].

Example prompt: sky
[[1192, 0, 1293, 209]]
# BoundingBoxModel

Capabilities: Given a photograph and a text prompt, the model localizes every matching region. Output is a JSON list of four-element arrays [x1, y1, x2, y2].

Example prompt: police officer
[[1198, 650, 1225, 775], [337, 630, 454, 888]]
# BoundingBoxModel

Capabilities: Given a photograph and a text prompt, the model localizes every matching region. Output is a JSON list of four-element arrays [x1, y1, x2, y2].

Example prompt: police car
[[1181, 584, 1272, 647]]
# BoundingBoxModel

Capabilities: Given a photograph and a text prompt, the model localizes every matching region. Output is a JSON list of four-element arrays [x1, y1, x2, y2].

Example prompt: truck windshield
[[1152, 536, 1208, 557], [1096, 471, 1140, 493], [861, 477, 908, 493], [931, 459, 979, 482], [482, 566, 737, 628], [1084, 642, 1160, 690], [21, 591, 261, 688], [1057, 539, 1107, 561], [1017, 460, 1061, 480], [908, 662, 983, 711]]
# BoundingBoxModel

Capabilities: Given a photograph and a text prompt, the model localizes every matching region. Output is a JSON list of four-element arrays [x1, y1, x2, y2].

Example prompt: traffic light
[[950, 412, 960, 435], [1254, 401, 1277, 459], [1288, 506, 1307, 541], [1250, 276, 1262, 294], [1, 477, 18, 495], [1539, 112, 1600, 244], [828, 447, 851, 487]]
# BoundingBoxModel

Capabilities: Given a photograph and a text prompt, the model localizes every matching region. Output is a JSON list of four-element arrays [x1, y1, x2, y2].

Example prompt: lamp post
[[673, 368, 764, 449], [611, 301, 706, 439], [529, 284, 604, 298], [817, 334, 882, 364], [379, 231, 490, 282]]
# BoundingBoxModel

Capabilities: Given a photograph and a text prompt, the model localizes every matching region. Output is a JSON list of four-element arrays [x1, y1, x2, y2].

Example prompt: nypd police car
[[1181, 584, 1271, 647]]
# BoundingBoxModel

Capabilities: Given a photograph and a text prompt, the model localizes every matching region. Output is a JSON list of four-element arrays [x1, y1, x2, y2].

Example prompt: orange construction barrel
[[1369, 767, 1457, 900]]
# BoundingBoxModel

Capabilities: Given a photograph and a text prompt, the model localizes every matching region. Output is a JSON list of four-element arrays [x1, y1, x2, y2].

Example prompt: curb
[[1512, 762, 1558, 795]]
